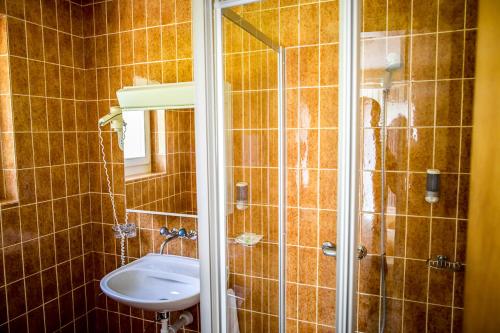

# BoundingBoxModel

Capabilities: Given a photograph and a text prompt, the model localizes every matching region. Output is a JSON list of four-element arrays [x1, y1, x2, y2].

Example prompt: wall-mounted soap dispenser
[[236, 182, 248, 210], [425, 169, 440, 203]]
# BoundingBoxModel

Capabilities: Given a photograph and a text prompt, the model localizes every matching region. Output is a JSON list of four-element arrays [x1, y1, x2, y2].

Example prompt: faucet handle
[[187, 230, 198, 240], [178, 228, 187, 237], [159, 227, 169, 236]]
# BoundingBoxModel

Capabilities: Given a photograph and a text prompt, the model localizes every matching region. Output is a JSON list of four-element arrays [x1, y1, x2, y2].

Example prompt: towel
[[227, 289, 240, 333]]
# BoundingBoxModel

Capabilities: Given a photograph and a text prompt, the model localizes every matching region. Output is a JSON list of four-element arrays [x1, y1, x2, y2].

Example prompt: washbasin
[[100, 254, 200, 312]]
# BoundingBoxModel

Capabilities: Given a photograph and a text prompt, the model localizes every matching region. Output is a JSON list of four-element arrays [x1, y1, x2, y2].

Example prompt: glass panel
[[356, 0, 476, 331], [217, 0, 341, 331], [122, 107, 197, 214], [222, 10, 281, 332], [123, 111, 147, 160]]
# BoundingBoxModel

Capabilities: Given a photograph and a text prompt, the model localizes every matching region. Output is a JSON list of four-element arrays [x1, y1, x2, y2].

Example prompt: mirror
[[123, 107, 197, 216]]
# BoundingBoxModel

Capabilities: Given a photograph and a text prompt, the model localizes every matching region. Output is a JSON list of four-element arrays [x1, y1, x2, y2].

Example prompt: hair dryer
[[98, 106, 125, 150]]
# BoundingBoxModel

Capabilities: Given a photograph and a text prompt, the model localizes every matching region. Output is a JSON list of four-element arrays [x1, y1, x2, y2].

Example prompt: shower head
[[385, 52, 402, 72], [383, 53, 402, 89]]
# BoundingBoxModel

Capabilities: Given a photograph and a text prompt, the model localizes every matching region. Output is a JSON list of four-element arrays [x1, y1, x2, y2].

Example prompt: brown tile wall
[[82, 0, 199, 332], [223, 1, 339, 332], [1, 0, 198, 332], [356, 0, 477, 332], [0, 0, 477, 332], [150, 110, 168, 174], [279, 0, 339, 331], [228, 0, 476, 332], [0, 0, 94, 332]]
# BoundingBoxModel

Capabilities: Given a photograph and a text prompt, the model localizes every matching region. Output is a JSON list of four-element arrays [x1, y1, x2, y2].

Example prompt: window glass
[[123, 111, 146, 159]]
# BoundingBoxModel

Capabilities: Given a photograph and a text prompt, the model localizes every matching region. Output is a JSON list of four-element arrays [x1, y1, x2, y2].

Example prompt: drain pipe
[[157, 312, 170, 333], [158, 311, 194, 333]]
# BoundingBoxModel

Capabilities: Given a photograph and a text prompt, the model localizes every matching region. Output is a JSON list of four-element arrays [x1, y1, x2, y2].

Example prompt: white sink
[[100, 254, 200, 312]]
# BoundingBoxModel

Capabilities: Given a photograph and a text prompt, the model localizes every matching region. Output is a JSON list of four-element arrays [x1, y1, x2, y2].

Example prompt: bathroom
[[1, 0, 499, 332]]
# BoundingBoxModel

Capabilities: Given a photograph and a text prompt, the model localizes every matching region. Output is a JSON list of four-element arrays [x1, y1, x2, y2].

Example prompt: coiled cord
[[98, 126, 126, 266]]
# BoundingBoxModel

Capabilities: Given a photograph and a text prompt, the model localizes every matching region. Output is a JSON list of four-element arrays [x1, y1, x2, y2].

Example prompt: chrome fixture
[[159, 227, 182, 254], [186, 230, 198, 240], [156, 310, 194, 333], [322, 242, 368, 260], [159, 227, 198, 255], [427, 255, 463, 272], [166, 311, 194, 333], [382, 52, 403, 89], [357, 245, 368, 260], [112, 223, 137, 239], [322, 242, 337, 257], [156, 311, 169, 322]]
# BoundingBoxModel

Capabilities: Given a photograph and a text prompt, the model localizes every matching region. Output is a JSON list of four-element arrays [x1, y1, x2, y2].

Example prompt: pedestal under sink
[[100, 254, 200, 312]]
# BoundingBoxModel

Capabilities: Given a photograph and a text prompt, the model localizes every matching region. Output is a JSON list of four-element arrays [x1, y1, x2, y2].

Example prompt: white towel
[[226, 289, 240, 333]]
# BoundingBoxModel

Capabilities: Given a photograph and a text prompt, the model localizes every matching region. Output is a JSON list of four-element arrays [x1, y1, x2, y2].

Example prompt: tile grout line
[[53, 0, 67, 330], [18, 1, 38, 330], [67, 2, 84, 330], [315, 0, 322, 330], [103, 0, 121, 330], [36, 0, 54, 328], [295, 1, 301, 330]]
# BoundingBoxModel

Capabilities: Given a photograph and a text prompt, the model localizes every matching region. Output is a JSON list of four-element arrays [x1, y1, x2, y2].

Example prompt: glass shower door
[[215, 4, 286, 332], [204, 0, 370, 331]]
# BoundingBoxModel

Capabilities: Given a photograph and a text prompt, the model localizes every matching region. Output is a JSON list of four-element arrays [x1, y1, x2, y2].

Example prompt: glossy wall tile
[[222, 1, 339, 332], [0, 0, 476, 332], [0, 0, 198, 332], [82, 0, 198, 331], [0, 0, 92, 332], [358, 0, 476, 331], [223, 13, 281, 332]]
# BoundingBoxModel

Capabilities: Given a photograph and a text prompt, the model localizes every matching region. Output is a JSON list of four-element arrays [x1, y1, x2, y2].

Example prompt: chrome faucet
[[158, 227, 197, 255]]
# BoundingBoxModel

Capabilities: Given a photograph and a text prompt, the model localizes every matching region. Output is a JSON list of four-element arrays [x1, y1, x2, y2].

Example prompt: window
[[123, 110, 151, 176]]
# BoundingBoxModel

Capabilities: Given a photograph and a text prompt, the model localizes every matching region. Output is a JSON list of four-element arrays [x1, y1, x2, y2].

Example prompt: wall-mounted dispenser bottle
[[236, 182, 248, 210], [425, 169, 440, 203]]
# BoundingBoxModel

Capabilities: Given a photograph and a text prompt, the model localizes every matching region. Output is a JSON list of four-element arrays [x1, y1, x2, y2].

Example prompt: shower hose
[[379, 88, 389, 333], [98, 126, 127, 266]]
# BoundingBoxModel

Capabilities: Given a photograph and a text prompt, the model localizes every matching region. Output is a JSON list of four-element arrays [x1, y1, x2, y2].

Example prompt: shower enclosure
[[218, 5, 286, 332], [194, 0, 474, 332], [197, 0, 355, 330]]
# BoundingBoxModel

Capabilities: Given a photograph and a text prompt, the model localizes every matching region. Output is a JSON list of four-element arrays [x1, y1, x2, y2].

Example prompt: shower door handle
[[322, 241, 368, 260], [322, 242, 337, 257]]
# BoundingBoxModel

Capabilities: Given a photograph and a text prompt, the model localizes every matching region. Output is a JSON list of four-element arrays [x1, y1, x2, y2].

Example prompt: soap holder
[[426, 255, 463, 272], [112, 223, 137, 239], [235, 233, 263, 247]]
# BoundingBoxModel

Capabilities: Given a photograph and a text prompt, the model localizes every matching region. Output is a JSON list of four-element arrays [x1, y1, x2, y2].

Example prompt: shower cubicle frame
[[192, 0, 361, 331]]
